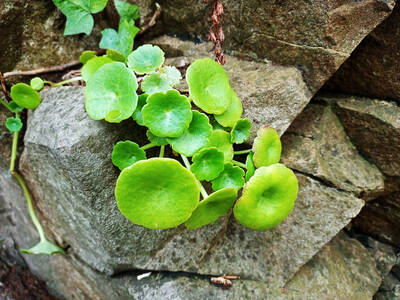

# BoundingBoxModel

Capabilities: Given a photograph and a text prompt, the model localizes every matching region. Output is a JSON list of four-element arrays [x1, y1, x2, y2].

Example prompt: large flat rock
[[19, 87, 364, 286]]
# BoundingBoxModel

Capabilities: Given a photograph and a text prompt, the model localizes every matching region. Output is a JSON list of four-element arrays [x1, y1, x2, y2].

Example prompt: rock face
[[281, 103, 384, 198], [153, 0, 394, 93], [19, 87, 364, 286], [155, 35, 311, 138], [325, 3, 400, 100], [0, 163, 385, 299]]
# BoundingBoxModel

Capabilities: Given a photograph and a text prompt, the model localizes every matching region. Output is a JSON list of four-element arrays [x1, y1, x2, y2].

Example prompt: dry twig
[[137, 3, 162, 36]]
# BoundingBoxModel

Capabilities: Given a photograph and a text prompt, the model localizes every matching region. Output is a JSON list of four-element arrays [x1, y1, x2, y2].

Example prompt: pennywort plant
[[80, 34, 298, 230]]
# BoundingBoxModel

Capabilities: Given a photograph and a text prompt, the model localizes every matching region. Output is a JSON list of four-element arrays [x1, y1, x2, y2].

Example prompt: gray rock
[[281, 103, 384, 198], [154, 35, 311, 138], [19, 87, 364, 286]]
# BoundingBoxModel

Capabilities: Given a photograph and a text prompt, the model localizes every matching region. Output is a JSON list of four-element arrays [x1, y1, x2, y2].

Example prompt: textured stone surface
[[319, 94, 400, 177], [281, 103, 384, 198], [19, 87, 364, 285], [155, 35, 311, 138], [0, 93, 13, 162], [153, 0, 394, 92], [326, 3, 400, 101]]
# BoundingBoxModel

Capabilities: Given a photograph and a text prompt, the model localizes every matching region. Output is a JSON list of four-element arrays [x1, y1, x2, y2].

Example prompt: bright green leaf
[[185, 188, 237, 230], [146, 130, 168, 146], [214, 92, 242, 128], [100, 18, 140, 59], [252, 126, 282, 168], [30, 77, 44, 91], [10, 83, 41, 110], [211, 118, 230, 131], [81, 56, 113, 82], [114, 0, 139, 20], [112, 141, 146, 171], [167, 111, 212, 156], [52, 0, 109, 35], [160, 66, 182, 87], [231, 118, 252, 144], [84, 62, 138, 123], [132, 93, 148, 126], [186, 58, 232, 114], [245, 152, 255, 181], [190, 147, 225, 181], [20, 239, 65, 255], [127, 44, 165, 74], [7, 101, 23, 113], [5, 117, 23, 132], [115, 158, 200, 229], [212, 163, 245, 191], [141, 72, 172, 95], [79, 50, 97, 64], [207, 130, 234, 162], [142, 90, 192, 138], [233, 163, 298, 230], [106, 49, 125, 62]]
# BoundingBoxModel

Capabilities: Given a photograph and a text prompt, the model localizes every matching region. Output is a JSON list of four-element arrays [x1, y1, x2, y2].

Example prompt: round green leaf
[[245, 152, 255, 181], [79, 50, 97, 64], [212, 163, 245, 191], [85, 62, 138, 123], [7, 101, 23, 113], [231, 118, 252, 144], [112, 141, 146, 171], [127, 44, 165, 74], [106, 49, 126, 62], [160, 66, 182, 87], [252, 126, 282, 168], [167, 111, 212, 156], [30, 77, 44, 91], [10, 83, 41, 110], [233, 163, 298, 230], [214, 92, 243, 128], [82, 56, 113, 82], [185, 188, 237, 230], [186, 58, 232, 114], [5, 117, 22, 132], [142, 90, 192, 138], [141, 72, 172, 95], [211, 118, 230, 131], [132, 93, 148, 126], [190, 147, 225, 181], [146, 130, 168, 146], [115, 158, 200, 229], [207, 130, 234, 162]]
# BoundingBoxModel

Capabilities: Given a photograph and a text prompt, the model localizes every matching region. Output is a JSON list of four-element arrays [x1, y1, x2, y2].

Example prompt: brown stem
[[137, 3, 162, 36]]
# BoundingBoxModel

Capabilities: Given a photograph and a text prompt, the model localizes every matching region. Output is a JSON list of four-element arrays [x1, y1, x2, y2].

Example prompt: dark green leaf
[[79, 50, 97, 64], [5, 117, 23, 132], [114, 0, 139, 20], [7, 101, 23, 113]]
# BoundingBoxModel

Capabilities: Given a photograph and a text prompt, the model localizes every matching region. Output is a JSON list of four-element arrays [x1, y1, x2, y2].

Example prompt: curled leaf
[[132, 93, 148, 126], [212, 163, 245, 191], [185, 188, 237, 230], [142, 90, 192, 138], [127, 44, 165, 74], [252, 126, 282, 168], [106, 49, 126, 62], [167, 111, 212, 156], [190, 147, 225, 181], [233, 163, 298, 230], [112, 141, 146, 171], [115, 158, 200, 229], [231, 118, 252, 144], [214, 92, 243, 128], [245, 152, 255, 181]]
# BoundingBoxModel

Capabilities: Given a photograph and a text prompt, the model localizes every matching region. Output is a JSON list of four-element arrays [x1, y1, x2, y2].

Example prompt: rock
[[154, 35, 311, 138], [0, 167, 381, 299], [281, 103, 384, 198], [19, 87, 364, 285], [318, 94, 400, 177], [0, 0, 107, 76], [325, 3, 400, 101], [0, 93, 13, 162], [153, 0, 394, 93]]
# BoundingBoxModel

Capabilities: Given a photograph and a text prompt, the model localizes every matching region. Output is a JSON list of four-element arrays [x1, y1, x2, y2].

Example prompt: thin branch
[[0, 72, 11, 100], [137, 3, 162, 36], [3, 61, 81, 78]]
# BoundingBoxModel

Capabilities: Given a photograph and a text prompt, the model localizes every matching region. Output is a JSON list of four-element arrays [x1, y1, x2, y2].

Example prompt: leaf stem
[[180, 154, 208, 199], [53, 76, 83, 87], [141, 143, 156, 150], [232, 160, 247, 169], [0, 97, 9, 110], [9, 113, 20, 172], [234, 149, 251, 155], [159, 145, 165, 157]]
